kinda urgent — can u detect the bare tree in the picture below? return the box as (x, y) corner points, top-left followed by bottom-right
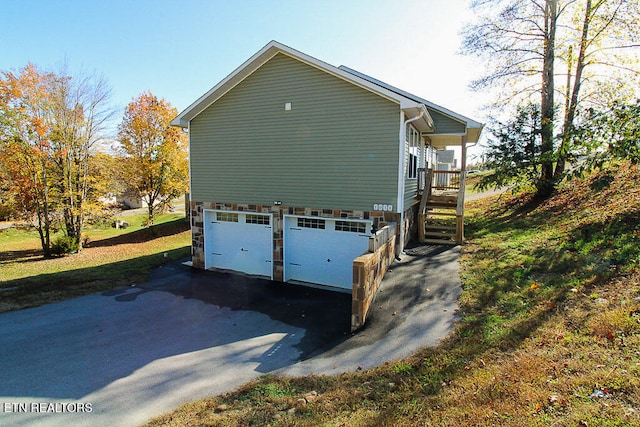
(554, 0), (640, 178)
(50, 68), (114, 249)
(463, 0), (640, 196)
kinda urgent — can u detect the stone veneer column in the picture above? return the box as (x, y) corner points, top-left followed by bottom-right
(190, 201), (206, 269)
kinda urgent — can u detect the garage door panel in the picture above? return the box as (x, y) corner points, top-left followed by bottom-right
(285, 228), (333, 286)
(284, 216), (371, 290)
(204, 211), (273, 278)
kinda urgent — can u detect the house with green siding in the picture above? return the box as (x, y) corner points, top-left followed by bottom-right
(172, 41), (482, 319)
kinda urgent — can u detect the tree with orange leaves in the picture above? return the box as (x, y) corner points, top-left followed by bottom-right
(0, 64), (58, 257)
(117, 92), (188, 226)
(0, 64), (113, 257)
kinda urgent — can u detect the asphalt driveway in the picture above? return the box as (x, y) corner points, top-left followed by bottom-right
(0, 244), (461, 427)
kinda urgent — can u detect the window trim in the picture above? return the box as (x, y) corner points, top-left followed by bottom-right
(216, 212), (239, 222)
(297, 217), (326, 230)
(406, 124), (420, 179)
(335, 220), (368, 234)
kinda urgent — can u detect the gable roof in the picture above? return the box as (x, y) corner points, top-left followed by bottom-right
(171, 40), (483, 145)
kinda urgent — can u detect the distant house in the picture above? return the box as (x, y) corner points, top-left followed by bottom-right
(436, 149), (456, 169)
(435, 149), (457, 188)
(172, 41), (483, 329)
(98, 193), (117, 206)
(116, 191), (145, 209)
(115, 192), (178, 210)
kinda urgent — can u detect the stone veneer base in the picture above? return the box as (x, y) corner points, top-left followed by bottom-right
(189, 201), (404, 281)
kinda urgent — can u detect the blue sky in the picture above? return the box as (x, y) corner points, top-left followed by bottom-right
(1, 0), (485, 157)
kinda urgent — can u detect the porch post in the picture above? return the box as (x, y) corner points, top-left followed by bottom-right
(457, 135), (467, 245)
(460, 135), (467, 172)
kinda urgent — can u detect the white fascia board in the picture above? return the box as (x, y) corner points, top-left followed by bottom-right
(171, 42), (282, 127)
(465, 124), (485, 143)
(340, 65), (484, 131)
(420, 104), (435, 129)
(172, 41), (425, 127)
(171, 117), (188, 128)
(275, 45), (405, 105)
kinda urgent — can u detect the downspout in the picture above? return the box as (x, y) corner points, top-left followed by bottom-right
(397, 105), (426, 255)
(185, 122), (193, 258)
(461, 125), (483, 171)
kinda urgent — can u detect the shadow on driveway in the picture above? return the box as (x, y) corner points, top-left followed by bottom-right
(0, 262), (352, 400)
(0, 242), (460, 427)
(118, 263), (354, 358)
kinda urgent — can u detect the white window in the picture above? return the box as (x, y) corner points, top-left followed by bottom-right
(216, 212), (238, 222)
(406, 124), (421, 179)
(297, 217), (325, 229)
(335, 220), (367, 234)
(246, 214), (270, 225)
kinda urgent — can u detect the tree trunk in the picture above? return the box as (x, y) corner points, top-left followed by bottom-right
(39, 160), (52, 258)
(538, 0), (558, 197)
(147, 194), (155, 226)
(35, 209), (52, 259)
(554, 0), (593, 180)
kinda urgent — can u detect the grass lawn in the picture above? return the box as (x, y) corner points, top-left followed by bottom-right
(146, 163), (640, 426)
(464, 170), (491, 195)
(0, 212), (191, 312)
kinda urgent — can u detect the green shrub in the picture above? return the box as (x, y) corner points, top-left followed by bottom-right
(51, 235), (79, 256)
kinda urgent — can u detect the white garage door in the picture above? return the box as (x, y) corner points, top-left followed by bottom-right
(203, 210), (273, 278)
(284, 216), (372, 290)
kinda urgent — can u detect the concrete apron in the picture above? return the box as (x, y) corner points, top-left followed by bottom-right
(284, 244), (462, 375)
(0, 244), (460, 427)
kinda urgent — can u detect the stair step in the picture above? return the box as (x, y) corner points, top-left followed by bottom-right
(424, 231), (456, 238)
(420, 238), (458, 245)
(425, 211), (458, 217)
(426, 202), (458, 209)
(426, 204), (457, 209)
(424, 224), (456, 231)
(429, 195), (458, 202)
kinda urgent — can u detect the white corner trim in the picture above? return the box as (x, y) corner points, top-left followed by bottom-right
(397, 110), (406, 217)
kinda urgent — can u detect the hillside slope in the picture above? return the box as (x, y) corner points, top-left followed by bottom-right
(147, 163), (640, 426)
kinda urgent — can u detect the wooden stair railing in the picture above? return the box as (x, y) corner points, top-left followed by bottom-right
(419, 169), (465, 245)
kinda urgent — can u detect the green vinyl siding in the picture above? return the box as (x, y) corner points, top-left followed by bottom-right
(427, 108), (466, 134)
(404, 181), (418, 209)
(190, 53), (400, 211)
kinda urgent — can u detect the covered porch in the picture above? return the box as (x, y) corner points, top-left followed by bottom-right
(417, 123), (481, 245)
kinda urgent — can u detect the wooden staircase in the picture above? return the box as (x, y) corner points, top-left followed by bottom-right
(418, 169), (465, 245)
(421, 194), (458, 244)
